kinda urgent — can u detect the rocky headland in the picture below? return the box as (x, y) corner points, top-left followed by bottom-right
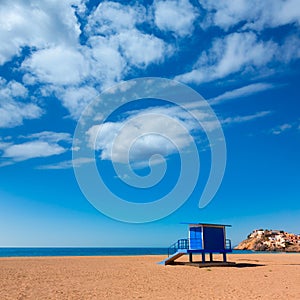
(235, 229), (300, 252)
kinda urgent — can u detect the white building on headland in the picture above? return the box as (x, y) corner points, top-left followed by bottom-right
(249, 229), (300, 249)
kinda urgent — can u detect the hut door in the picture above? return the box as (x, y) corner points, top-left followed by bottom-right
(189, 227), (203, 250)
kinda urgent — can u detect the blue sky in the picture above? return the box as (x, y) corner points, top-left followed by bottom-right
(0, 0), (300, 247)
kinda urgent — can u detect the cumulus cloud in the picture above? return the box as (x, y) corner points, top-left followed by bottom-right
(153, 0), (198, 37)
(16, 1), (173, 119)
(0, 131), (72, 163)
(116, 30), (172, 68)
(86, 1), (146, 35)
(87, 106), (198, 164)
(86, 4), (172, 71)
(85, 105), (272, 165)
(0, 78), (43, 128)
(55, 86), (99, 119)
(0, 0), (83, 65)
(21, 45), (89, 85)
(87, 36), (126, 88)
(200, 0), (300, 31)
(2, 141), (66, 161)
(86, 1), (172, 70)
(0, 0), (299, 129)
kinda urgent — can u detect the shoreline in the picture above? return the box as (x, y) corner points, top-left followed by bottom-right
(0, 251), (300, 260)
(1, 247), (299, 259)
(1, 253), (300, 299)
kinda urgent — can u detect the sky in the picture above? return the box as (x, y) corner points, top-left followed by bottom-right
(0, 0), (300, 247)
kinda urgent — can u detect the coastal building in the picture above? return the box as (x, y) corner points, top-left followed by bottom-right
(250, 229), (264, 238)
(237, 229), (300, 251)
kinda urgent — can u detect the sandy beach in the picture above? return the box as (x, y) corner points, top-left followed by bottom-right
(0, 253), (299, 299)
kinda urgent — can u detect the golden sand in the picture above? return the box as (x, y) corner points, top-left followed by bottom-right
(0, 253), (299, 299)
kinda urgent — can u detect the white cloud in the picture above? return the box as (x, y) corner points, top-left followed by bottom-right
(0, 0), (83, 65)
(200, 0), (300, 31)
(22, 45), (89, 85)
(85, 1), (172, 76)
(212, 32), (277, 77)
(85, 105), (272, 165)
(87, 30), (172, 74)
(209, 83), (276, 105)
(1, 0), (299, 127)
(0, 103), (42, 128)
(116, 30), (172, 68)
(37, 157), (94, 170)
(270, 121), (300, 135)
(175, 32), (278, 84)
(183, 110), (272, 132)
(0, 131), (72, 163)
(1, 79), (28, 98)
(2, 141), (66, 161)
(0, 141), (11, 150)
(0, 161), (14, 168)
(87, 106), (197, 164)
(0, 78), (43, 128)
(58, 86), (99, 119)
(271, 124), (293, 135)
(25, 131), (72, 144)
(16, 1), (172, 119)
(83, 1), (172, 84)
(277, 35), (300, 63)
(154, 0), (198, 37)
(87, 36), (126, 88)
(86, 1), (145, 35)
(222, 111), (272, 125)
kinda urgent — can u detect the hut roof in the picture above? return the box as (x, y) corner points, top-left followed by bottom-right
(181, 222), (232, 227)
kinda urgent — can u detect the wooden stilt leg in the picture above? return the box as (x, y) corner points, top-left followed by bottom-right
(189, 253), (193, 262)
(223, 252), (227, 262)
(202, 253), (205, 263)
(210, 253), (213, 262)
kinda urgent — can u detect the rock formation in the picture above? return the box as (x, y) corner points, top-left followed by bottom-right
(235, 229), (300, 252)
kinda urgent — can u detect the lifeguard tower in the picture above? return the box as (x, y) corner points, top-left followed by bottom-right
(160, 223), (232, 265)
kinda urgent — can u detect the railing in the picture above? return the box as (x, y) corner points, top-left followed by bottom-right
(226, 239), (232, 250)
(168, 239), (189, 256)
(168, 238), (232, 256)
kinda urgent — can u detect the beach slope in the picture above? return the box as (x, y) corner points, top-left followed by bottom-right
(0, 253), (299, 299)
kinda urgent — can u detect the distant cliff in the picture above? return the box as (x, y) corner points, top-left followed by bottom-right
(235, 229), (300, 252)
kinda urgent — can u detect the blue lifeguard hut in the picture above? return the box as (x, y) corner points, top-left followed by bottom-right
(160, 223), (232, 265)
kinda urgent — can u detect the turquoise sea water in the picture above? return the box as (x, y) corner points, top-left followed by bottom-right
(0, 248), (259, 257)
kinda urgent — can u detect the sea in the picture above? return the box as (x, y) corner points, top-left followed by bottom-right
(0, 248), (256, 257)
